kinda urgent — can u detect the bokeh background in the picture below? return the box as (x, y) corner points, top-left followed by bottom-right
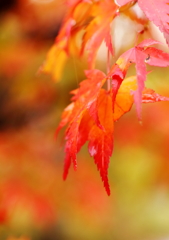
(0, 1), (169, 240)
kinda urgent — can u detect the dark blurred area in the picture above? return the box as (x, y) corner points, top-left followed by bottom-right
(0, 0), (65, 131)
(0, 0), (17, 13)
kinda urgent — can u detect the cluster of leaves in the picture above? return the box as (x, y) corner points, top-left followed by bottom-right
(42, 0), (169, 195)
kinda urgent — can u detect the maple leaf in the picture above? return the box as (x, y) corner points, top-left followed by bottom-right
(71, 69), (106, 129)
(134, 40), (169, 119)
(41, 40), (68, 81)
(42, 0), (117, 80)
(42, 0), (169, 195)
(41, 0), (93, 81)
(137, 0), (169, 45)
(88, 89), (114, 196)
(56, 69), (106, 178)
(80, 0), (118, 68)
(57, 72), (169, 195)
(55, 102), (75, 138)
(142, 88), (169, 103)
(56, 70), (113, 194)
(144, 47), (169, 67)
(133, 47), (147, 120)
(108, 47), (134, 108)
(56, 69), (106, 138)
(77, 110), (95, 152)
(109, 39), (169, 120)
(63, 109), (84, 176)
(116, 0), (169, 45)
(114, 76), (137, 121)
(114, 76), (169, 121)
(56, 36), (169, 195)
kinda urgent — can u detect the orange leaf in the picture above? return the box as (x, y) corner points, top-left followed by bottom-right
(114, 75), (169, 121)
(42, 0), (92, 81)
(114, 76), (136, 121)
(88, 89), (114, 195)
(81, 0), (117, 68)
(142, 89), (169, 103)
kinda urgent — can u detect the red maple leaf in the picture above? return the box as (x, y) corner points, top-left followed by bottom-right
(88, 89), (114, 195)
(42, 0), (169, 195)
(56, 69), (169, 195)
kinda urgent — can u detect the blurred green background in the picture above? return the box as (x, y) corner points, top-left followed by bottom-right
(0, 1), (169, 240)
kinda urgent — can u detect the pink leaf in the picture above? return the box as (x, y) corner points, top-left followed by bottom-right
(104, 31), (114, 55)
(138, 0), (169, 45)
(144, 47), (169, 67)
(137, 39), (160, 48)
(133, 48), (147, 120)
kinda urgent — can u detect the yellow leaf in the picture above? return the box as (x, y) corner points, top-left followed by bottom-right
(42, 41), (67, 81)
